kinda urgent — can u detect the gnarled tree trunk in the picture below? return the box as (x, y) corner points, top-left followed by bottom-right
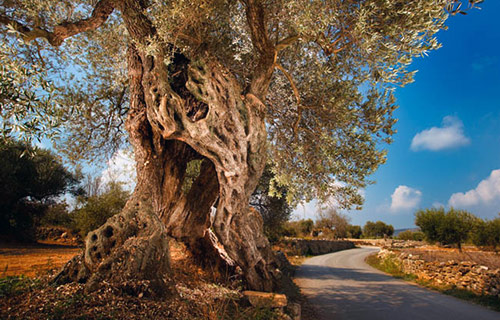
(56, 0), (284, 294)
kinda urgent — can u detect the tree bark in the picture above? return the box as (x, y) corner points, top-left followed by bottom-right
(141, 48), (283, 290)
(56, 0), (285, 294)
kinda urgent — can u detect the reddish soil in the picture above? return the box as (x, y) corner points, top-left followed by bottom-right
(0, 242), (81, 277)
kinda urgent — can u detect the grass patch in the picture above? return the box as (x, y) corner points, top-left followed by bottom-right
(221, 301), (282, 320)
(365, 253), (415, 281)
(366, 253), (500, 312)
(0, 275), (41, 297)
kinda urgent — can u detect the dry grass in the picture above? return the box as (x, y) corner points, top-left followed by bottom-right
(0, 240), (289, 319)
(0, 243), (81, 277)
(400, 246), (500, 269)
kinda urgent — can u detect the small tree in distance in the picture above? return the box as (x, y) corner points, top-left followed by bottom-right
(250, 164), (292, 243)
(316, 208), (351, 239)
(73, 181), (130, 238)
(347, 225), (363, 239)
(363, 221), (394, 239)
(415, 207), (479, 251)
(471, 217), (500, 251)
(397, 230), (425, 241)
(0, 137), (81, 241)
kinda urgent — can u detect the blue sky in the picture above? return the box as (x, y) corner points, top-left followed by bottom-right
(294, 1), (500, 228)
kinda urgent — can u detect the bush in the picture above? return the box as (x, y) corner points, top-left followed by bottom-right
(282, 219), (314, 238)
(250, 164), (292, 242)
(397, 230), (424, 241)
(39, 202), (73, 228)
(315, 209), (350, 239)
(72, 182), (129, 238)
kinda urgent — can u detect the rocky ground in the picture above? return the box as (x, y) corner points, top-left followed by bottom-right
(399, 247), (500, 269)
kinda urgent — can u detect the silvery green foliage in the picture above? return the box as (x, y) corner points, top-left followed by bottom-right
(0, 0), (481, 206)
(0, 0), (129, 162)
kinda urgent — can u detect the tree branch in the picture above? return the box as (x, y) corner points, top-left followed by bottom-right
(0, 0), (115, 46)
(274, 63), (300, 106)
(242, 0), (276, 100)
(276, 35), (298, 52)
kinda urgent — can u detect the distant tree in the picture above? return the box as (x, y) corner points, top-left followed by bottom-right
(471, 217), (500, 251)
(347, 225), (363, 239)
(414, 208), (445, 243)
(72, 181), (130, 238)
(250, 164), (293, 242)
(397, 230), (425, 241)
(283, 219), (315, 238)
(40, 202), (73, 228)
(316, 208), (350, 239)
(415, 207), (478, 251)
(363, 221), (394, 239)
(0, 138), (80, 240)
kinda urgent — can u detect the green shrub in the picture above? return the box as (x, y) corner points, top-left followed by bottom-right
(282, 219), (314, 238)
(40, 202), (73, 228)
(250, 164), (292, 243)
(72, 182), (129, 238)
(397, 230), (424, 241)
(0, 276), (40, 297)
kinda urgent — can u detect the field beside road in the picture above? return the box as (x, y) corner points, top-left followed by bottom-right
(0, 243), (81, 277)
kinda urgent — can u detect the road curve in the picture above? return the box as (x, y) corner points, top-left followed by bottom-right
(294, 246), (499, 320)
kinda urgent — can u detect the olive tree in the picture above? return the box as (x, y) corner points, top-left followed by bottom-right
(415, 207), (479, 251)
(316, 208), (350, 239)
(0, 0), (480, 293)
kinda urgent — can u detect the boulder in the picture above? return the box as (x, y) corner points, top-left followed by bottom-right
(242, 290), (287, 308)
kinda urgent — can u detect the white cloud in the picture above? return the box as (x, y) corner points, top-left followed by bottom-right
(432, 201), (445, 208)
(411, 116), (470, 151)
(101, 149), (136, 191)
(390, 185), (422, 212)
(449, 169), (500, 207)
(291, 200), (319, 221)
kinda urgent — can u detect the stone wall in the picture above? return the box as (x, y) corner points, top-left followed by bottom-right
(279, 239), (355, 256)
(378, 249), (500, 297)
(350, 239), (424, 249)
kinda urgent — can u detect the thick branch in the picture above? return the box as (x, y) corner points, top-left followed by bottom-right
(118, 0), (156, 43)
(242, 0), (276, 101)
(0, 0), (115, 46)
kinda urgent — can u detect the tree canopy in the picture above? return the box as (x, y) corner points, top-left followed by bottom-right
(415, 207), (480, 250)
(0, 0), (481, 209)
(0, 137), (80, 240)
(363, 220), (394, 238)
(316, 207), (350, 238)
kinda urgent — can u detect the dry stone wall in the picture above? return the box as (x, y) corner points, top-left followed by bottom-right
(279, 239), (355, 256)
(378, 249), (500, 297)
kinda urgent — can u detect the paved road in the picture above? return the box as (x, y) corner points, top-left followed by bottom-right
(294, 247), (499, 320)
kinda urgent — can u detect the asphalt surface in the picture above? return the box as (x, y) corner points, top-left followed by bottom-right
(294, 246), (500, 320)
